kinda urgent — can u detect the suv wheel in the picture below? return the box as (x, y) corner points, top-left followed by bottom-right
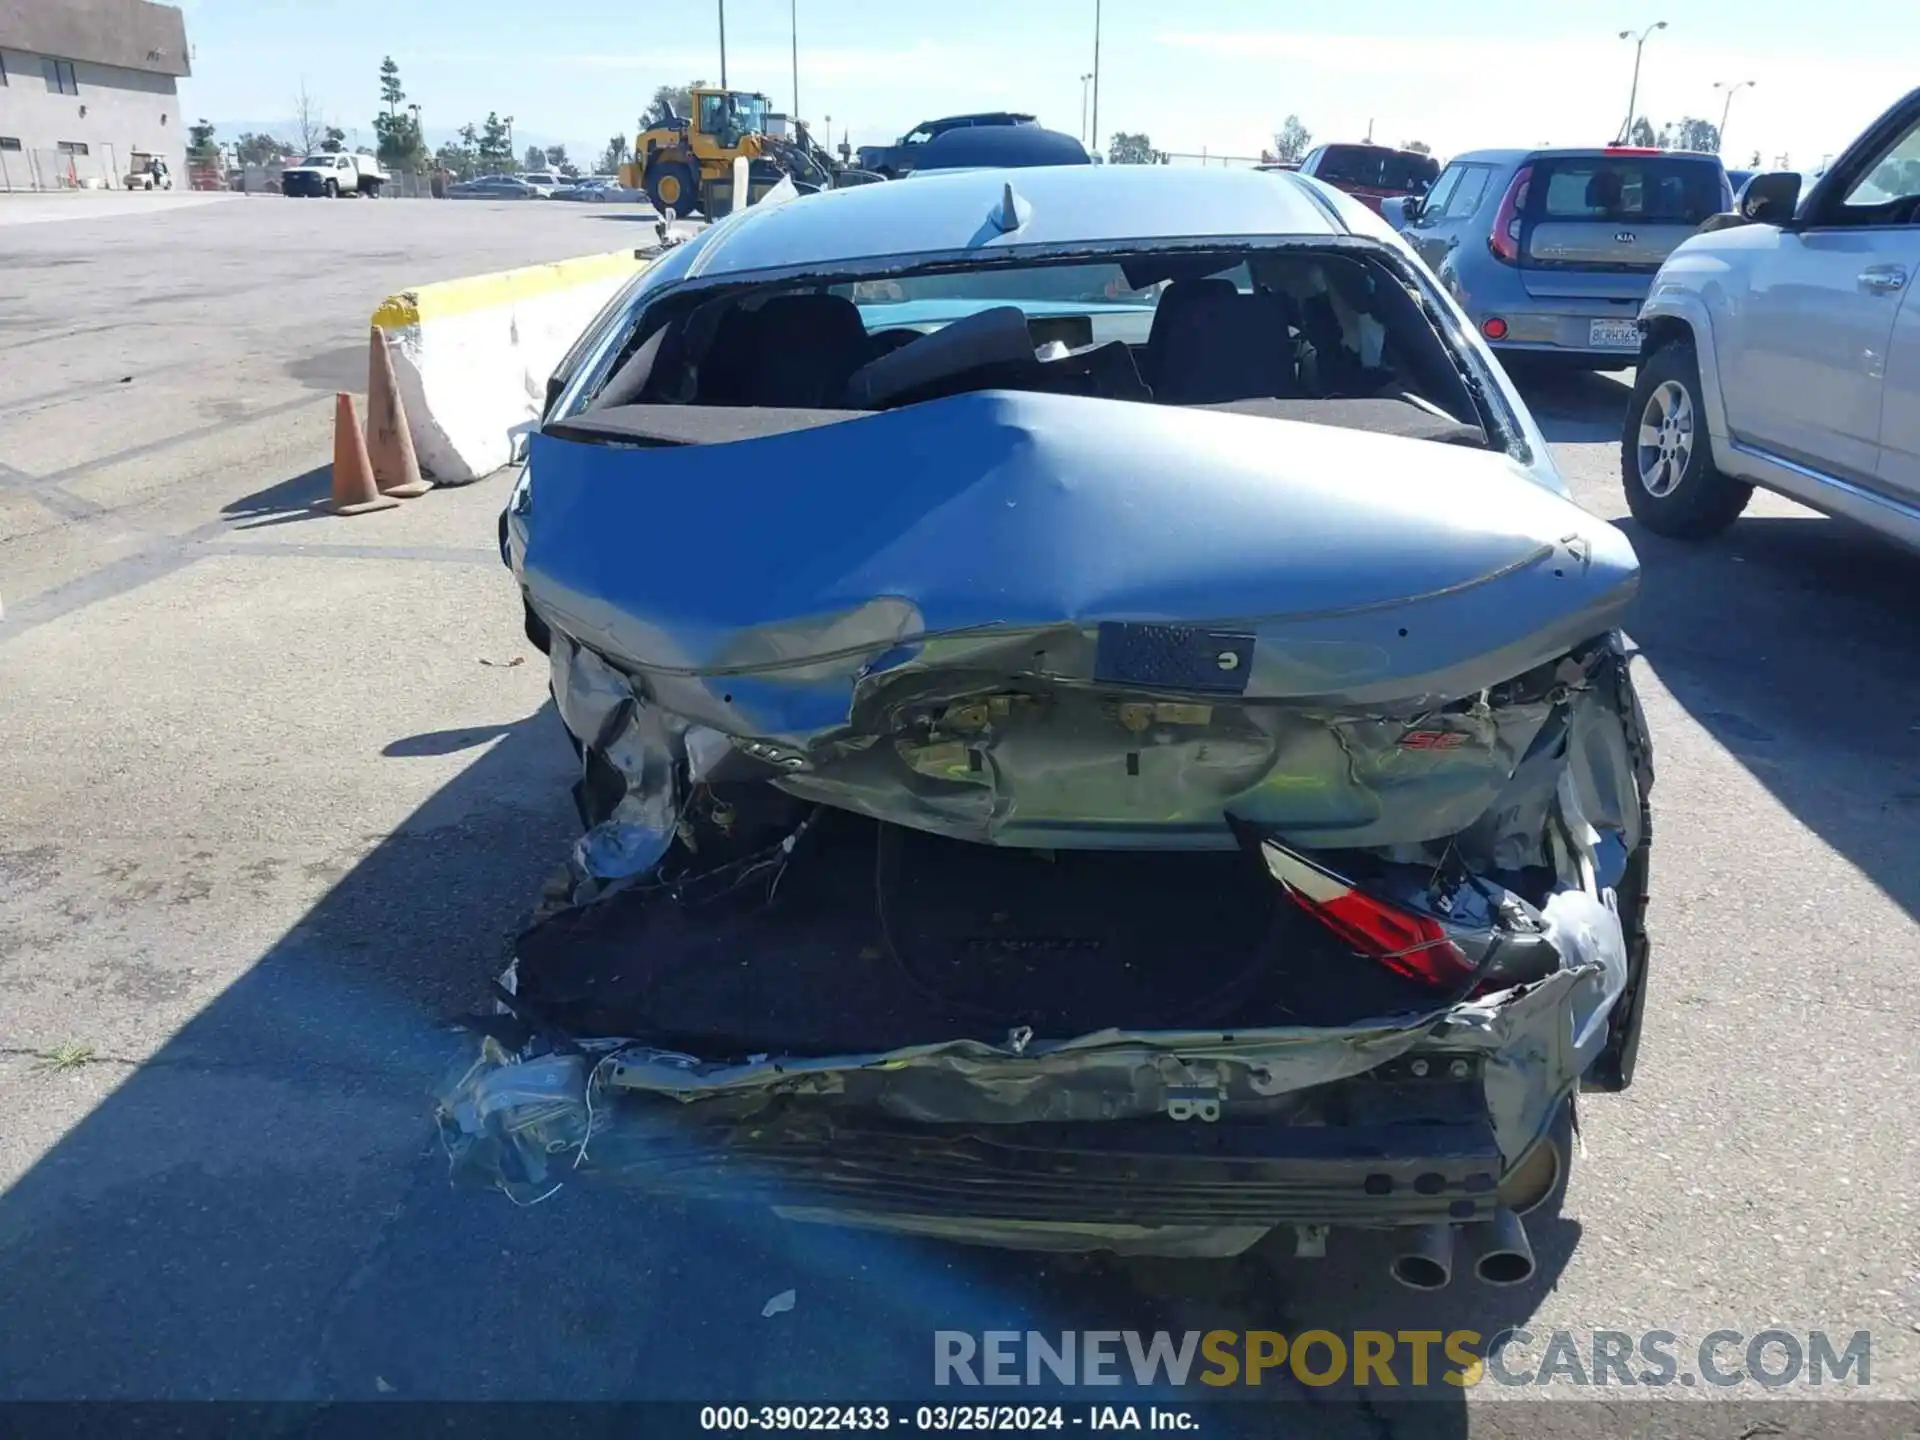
(323, 178), (338, 199)
(1621, 340), (1751, 539)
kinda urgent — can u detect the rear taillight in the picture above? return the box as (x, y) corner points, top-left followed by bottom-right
(1488, 164), (1532, 264)
(1260, 844), (1478, 989)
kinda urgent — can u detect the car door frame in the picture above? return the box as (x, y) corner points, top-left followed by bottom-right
(1794, 92), (1920, 519)
(1719, 95), (1920, 484)
(1405, 159), (1502, 274)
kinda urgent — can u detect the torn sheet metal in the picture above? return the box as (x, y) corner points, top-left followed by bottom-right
(523, 391), (1639, 864)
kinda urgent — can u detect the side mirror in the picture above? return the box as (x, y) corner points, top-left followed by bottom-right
(1741, 171), (1801, 225)
(1400, 195), (1423, 222)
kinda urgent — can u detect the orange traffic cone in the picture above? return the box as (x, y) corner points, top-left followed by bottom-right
(326, 392), (400, 515)
(365, 329), (431, 498)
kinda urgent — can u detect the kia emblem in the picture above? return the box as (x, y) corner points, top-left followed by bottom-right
(1615, 231), (1638, 243)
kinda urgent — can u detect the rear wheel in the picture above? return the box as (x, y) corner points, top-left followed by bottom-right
(323, 178), (338, 199)
(1621, 339), (1751, 539)
(646, 161), (697, 218)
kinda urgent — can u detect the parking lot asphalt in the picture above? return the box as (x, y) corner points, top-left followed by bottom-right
(1, 198), (1915, 1427)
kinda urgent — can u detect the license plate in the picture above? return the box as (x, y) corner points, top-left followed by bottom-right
(1589, 319), (1641, 349)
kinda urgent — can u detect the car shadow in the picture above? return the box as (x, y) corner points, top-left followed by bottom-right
(0, 701), (584, 1400)
(0, 684), (1569, 1414)
(381, 722), (519, 757)
(1510, 362), (1917, 918)
(1612, 511), (1920, 918)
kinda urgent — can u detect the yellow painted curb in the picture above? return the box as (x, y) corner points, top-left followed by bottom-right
(371, 248), (657, 331)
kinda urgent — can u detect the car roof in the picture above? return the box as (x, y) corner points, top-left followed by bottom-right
(1314, 141), (1432, 158)
(678, 165), (1352, 279)
(923, 111), (1037, 128)
(913, 125), (1090, 171)
(1449, 146), (1727, 166)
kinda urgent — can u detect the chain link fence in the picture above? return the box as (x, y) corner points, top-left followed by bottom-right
(0, 145), (125, 192)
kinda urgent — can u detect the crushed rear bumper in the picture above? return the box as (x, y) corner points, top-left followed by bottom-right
(437, 964), (1615, 1252)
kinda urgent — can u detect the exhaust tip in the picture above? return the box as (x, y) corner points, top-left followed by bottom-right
(1391, 1254), (1451, 1290)
(1471, 1208), (1537, 1287)
(1476, 1249), (1536, 1286)
(1389, 1223), (1454, 1290)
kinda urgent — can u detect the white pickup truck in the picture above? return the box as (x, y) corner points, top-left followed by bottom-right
(280, 151), (388, 198)
(1625, 86), (1920, 554)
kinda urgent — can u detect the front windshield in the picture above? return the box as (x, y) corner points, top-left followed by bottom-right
(299, 155), (330, 166)
(733, 94), (769, 134)
(700, 91), (769, 139)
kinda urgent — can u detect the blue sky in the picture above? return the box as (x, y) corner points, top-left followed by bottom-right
(176, 0), (1911, 170)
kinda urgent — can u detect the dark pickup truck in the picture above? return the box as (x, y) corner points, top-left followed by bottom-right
(856, 111), (1038, 178)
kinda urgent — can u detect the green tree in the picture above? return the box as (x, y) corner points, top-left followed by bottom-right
(645, 81), (706, 126)
(235, 132), (291, 166)
(544, 144), (576, 177)
(372, 57), (427, 169)
(524, 143), (547, 170)
(1107, 131), (1165, 165)
(1405, 140), (1432, 155)
(379, 56), (404, 114)
(598, 133), (631, 175)
(1626, 116), (1659, 148)
(434, 141), (476, 180)
(1668, 117), (1720, 154)
(477, 112), (513, 172)
(1273, 114), (1312, 163)
(376, 113), (425, 169)
(187, 119), (218, 159)
(320, 125), (347, 153)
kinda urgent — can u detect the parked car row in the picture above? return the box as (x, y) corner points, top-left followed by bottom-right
(446, 172), (646, 201)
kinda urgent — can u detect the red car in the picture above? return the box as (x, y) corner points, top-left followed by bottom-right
(1296, 142), (1440, 214)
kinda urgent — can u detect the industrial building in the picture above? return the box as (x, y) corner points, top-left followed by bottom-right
(0, 0), (190, 190)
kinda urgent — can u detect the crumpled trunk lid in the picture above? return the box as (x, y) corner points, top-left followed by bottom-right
(523, 390), (1639, 875)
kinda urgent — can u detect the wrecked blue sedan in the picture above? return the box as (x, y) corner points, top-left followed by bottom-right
(455, 165), (1653, 1285)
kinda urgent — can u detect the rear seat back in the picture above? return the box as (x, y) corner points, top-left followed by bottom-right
(698, 293), (873, 408)
(1144, 277), (1299, 404)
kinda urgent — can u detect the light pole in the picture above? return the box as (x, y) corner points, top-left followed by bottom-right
(1090, 0), (1101, 161)
(1714, 79), (1754, 155)
(505, 115), (515, 170)
(1615, 21), (1667, 144)
(1079, 73), (1093, 146)
(718, 0), (728, 89)
(791, 0), (801, 122)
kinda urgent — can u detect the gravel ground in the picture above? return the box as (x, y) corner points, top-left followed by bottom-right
(0, 196), (1914, 1430)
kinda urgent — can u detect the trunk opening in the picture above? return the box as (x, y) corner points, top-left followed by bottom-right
(511, 801), (1448, 1059)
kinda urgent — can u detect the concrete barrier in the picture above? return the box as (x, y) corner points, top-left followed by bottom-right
(370, 248), (656, 485)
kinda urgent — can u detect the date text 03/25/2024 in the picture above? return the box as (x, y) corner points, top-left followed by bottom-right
(700, 1405), (1197, 1432)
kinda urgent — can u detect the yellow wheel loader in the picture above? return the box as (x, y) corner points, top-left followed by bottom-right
(621, 87), (881, 217)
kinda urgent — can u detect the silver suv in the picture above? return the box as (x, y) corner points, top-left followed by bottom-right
(1401, 146), (1731, 369)
(1625, 87), (1920, 552)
